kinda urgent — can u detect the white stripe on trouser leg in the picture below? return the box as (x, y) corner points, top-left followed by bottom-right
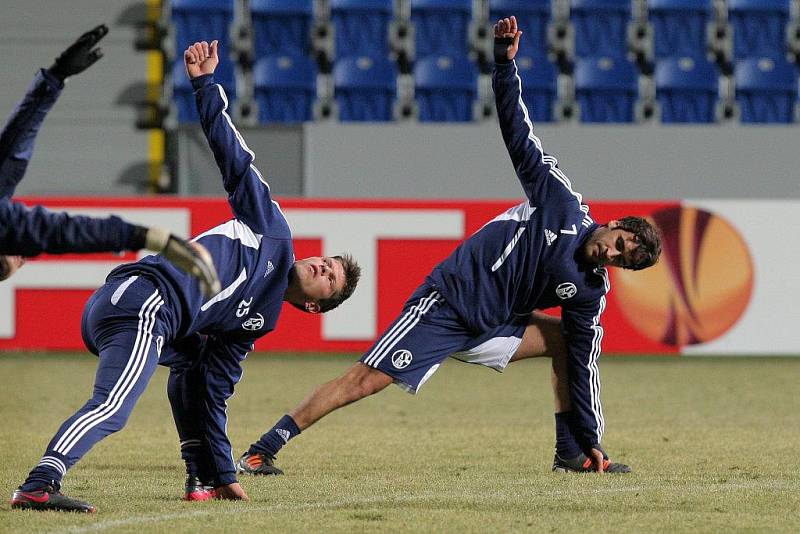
(362, 291), (440, 366)
(52, 290), (160, 452)
(53, 290), (163, 454)
(37, 456), (67, 475)
(56, 293), (164, 454)
(55, 294), (164, 454)
(364, 292), (441, 368)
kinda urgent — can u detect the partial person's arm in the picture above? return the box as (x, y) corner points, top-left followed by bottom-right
(0, 71), (63, 199)
(186, 41), (289, 238)
(560, 296), (608, 467)
(0, 199), (220, 296)
(0, 199), (142, 255)
(0, 24), (108, 199)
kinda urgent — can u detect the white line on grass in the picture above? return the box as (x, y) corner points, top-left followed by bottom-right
(54, 479), (797, 534)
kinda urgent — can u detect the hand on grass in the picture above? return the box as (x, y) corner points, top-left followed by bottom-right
(214, 482), (250, 501)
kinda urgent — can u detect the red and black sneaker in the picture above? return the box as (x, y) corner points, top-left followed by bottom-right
(552, 453), (632, 473)
(10, 486), (96, 513)
(183, 476), (217, 501)
(236, 452), (284, 476)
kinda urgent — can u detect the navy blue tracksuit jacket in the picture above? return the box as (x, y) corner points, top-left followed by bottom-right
(23, 73), (296, 490)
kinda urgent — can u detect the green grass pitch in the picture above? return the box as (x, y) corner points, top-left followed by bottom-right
(0, 352), (798, 533)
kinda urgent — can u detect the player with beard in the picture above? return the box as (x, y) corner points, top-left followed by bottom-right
(238, 16), (661, 478)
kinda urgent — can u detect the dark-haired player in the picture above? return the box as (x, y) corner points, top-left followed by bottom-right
(238, 16), (661, 477)
(10, 39), (361, 513)
(0, 24), (220, 295)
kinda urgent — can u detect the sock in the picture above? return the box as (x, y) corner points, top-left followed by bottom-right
(20, 466), (62, 492)
(248, 415), (301, 457)
(555, 411), (582, 459)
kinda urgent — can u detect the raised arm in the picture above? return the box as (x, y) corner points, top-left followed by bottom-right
(184, 41), (289, 238)
(492, 17), (573, 208)
(0, 25), (107, 199)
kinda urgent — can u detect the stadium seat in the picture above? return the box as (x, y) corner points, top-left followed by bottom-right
(334, 55), (398, 121)
(253, 54), (317, 123)
(414, 55), (477, 122)
(574, 56), (638, 122)
(171, 0), (234, 52)
(735, 56), (797, 123)
(655, 56), (719, 123)
(411, 0), (473, 59)
(489, 0), (552, 58)
(331, 0), (394, 59)
(250, 0), (313, 56)
(173, 59), (236, 123)
(728, 0), (790, 59)
(514, 55), (558, 123)
(570, 0), (632, 58)
(649, 0), (712, 59)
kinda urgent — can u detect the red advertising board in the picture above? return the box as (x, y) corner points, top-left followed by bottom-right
(0, 197), (680, 355)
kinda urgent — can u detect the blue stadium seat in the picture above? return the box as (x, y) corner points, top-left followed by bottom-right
(414, 55), (477, 122)
(649, 0), (712, 59)
(574, 56), (638, 122)
(334, 56), (398, 121)
(655, 56), (719, 123)
(173, 59), (236, 123)
(411, 0), (473, 59)
(571, 0), (632, 58)
(251, 0), (313, 56)
(171, 0), (234, 51)
(489, 0), (552, 58)
(331, 0), (394, 59)
(514, 55), (558, 122)
(729, 0), (790, 59)
(253, 54), (317, 123)
(735, 56), (797, 123)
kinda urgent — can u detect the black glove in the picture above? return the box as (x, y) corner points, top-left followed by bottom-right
(48, 24), (109, 81)
(494, 36), (515, 65)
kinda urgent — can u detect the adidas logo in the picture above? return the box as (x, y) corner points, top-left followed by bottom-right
(264, 260), (275, 277)
(544, 229), (558, 246)
(276, 428), (291, 443)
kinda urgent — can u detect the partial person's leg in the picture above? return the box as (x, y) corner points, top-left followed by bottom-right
(13, 276), (167, 511)
(241, 285), (468, 474)
(240, 364), (394, 474)
(167, 357), (220, 499)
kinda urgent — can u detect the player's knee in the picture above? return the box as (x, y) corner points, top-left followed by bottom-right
(340, 364), (391, 400)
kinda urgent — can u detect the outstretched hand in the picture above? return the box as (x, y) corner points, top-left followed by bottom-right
(184, 40), (219, 79)
(49, 24), (108, 81)
(493, 16), (523, 62)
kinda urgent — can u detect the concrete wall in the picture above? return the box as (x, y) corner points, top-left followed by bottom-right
(304, 123), (800, 200)
(174, 122), (800, 199)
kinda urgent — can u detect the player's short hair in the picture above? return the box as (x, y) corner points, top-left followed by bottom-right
(616, 216), (662, 271)
(0, 256), (11, 281)
(319, 253), (361, 313)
